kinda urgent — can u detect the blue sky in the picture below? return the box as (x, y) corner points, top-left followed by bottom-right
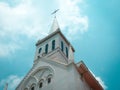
(0, 0), (120, 90)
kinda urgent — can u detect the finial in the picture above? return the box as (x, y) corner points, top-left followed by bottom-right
(51, 9), (59, 17)
(49, 9), (60, 34)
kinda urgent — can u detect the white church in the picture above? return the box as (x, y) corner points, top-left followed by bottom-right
(11, 16), (103, 90)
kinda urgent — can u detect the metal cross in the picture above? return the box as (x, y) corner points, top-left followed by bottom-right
(51, 9), (59, 16)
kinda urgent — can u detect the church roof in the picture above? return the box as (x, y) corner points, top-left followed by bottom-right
(49, 16), (59, 34)
(76, 61), (103, 90)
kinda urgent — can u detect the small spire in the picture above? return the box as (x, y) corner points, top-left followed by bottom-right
(49, 9), (60, 34)
(49, 16), (60, 34)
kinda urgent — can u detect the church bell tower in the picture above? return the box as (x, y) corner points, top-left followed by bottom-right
(34, 16), (75, 65)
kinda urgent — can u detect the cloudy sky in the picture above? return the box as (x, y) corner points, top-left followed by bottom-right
(0, 0), (120, 90)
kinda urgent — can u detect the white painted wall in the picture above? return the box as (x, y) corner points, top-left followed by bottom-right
(16, 58), (91, 90)
(34, 33), (74, 64)
(34, 33), (60, 61)
(16, 31), (89, 90)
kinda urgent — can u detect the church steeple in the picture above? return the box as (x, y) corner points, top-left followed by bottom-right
(34, 15), (75, 65)
(49, 16), (60, 34)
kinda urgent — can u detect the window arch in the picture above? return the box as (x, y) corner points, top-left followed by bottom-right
(30, 84), (36, 90)
(45, 44), (49, 54)
(39, 82), (43, 88)
(47, 74), (53, 84)
(31, 87), (34, 90)
(66, 47), (68, 58)
(61, 41), (64, 52)
(48, 77), (51, 84)
(52, 40), (55, 50)
(38, 48), (42, 54)
(39, 79), (44, 88)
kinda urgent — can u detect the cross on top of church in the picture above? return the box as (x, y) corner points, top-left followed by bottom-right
(51, 9), (59, 17)
(49, 9), (60, 34)
(34, 9), (75, 64)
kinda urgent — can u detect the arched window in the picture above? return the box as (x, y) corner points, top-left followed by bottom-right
(66, 47), (68, 58)
(39, 79), (44, 88)
(48, 77), (51, 84)
(47, 74), (52, 84)
(52, 40), (55, 50)
(39, 82), (43, 88)
(61, 41), (64, 52)
(38, 48), (42, 53)
(31, 87), (34, 90)
(31, 84), (36, 90)
(45, 44), (49, 54)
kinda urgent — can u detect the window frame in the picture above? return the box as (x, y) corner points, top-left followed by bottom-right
(61, 41), (64, 52)
(30, 84), (36, 90)
(47, 74), (53, 84)
(47, 77), (51, 84)
(31, 87), (34, 90)
(38, 48), (42, 54)
(66, 47), (68, 58)
(52, 40), (55, 50)
(39, 79), (44, 88)
(39, 82), (43, 88)
(45, 44), (49, 54)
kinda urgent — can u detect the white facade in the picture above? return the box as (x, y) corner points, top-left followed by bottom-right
(16, 58), (91, 90)
(15, 17), (103, 90)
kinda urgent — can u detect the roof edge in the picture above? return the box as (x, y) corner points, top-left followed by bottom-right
(36, 29), (75, 52)
(75, 61), (104, 90)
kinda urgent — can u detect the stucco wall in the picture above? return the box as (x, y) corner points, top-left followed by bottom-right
(34, 33), (60, 60)
(16, 58), (91, 90)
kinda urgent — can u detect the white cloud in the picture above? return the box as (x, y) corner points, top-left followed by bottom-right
(0, 1), (46, 39)
(0, 75), (23, 90)
(89, 70), (107, 89)
(0, 43), (21, 57)
(0, 0), (48, 57)
(0, 0), (88, 57)
(56, 0), (88, 39)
